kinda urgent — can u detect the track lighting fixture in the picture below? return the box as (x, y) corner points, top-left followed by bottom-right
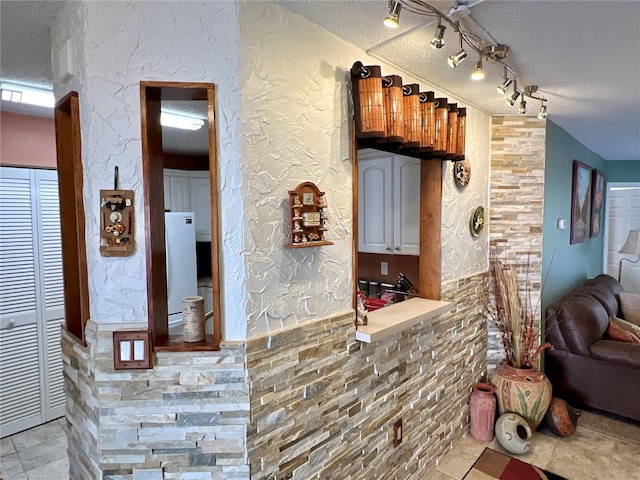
(430, 17), (446, 49)
(537, 102), (548, 119)
(384, 0), (402, 29)
(448, 34), (466, 68)
(470, 55), (484, 81)
(378, 1), (549, 115)
(518, 97), (527, 114)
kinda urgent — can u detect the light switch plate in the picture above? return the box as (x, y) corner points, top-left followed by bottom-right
(381, 261), (388, 276)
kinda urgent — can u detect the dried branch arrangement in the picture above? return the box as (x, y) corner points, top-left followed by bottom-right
(484, 253), (553, 369)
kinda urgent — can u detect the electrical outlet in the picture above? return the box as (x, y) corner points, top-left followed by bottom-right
(381, 261), (388, 276)
(393, 419), (403, 447)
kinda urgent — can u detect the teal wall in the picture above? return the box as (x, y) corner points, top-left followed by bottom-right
(541, 121), (607, 311)
(604, 160), (640, 182)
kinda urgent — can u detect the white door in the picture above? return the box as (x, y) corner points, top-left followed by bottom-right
(393, 156), (421, 255)
(165, 169), (192, 213)
(358, 153), (393, 254)
(604, 183), (640, 292)
(0, 167), (65, 437)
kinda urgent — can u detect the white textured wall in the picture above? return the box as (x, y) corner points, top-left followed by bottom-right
(51, 1), (247, 339)
(51, 0), (490, 341)
(239, 2), (491, 336)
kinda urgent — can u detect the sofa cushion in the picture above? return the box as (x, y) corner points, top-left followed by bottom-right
(607, 318), (640, 344)
(555, 295), (610, 355)
(590, 340), (640, 369)
(579, 285), (620, 317)
(619, 292), (640, 326)
(612, 316), (640, 338)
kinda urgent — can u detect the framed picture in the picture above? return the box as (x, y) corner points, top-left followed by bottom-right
(302, 192), (315, 205)
(570, 160), (592, 244)
(590, 169), (605, 238)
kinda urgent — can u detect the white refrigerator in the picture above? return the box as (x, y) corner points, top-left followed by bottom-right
(165, 212), (198, 334)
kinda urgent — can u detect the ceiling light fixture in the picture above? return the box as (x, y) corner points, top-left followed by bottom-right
(496, 66), (513, 94)
(0, 81), (54, 108)
(430, 17), (446, 49)
(448, 34), (467, 68)
(470, 54), (485, 81)
(160, 111), (205, 130)
(382, 1), (550, 116)
(518, 97), (527, 114)
(384, 0), (402, 29)
(537, 102), (548, 119)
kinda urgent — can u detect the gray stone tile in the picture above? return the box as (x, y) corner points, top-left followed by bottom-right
(24, 456), (69, 480)
(1, 436), (16, 457)
(0, 452), (25, 479)
(10, 420), (66, 451)
(16, 435), (67, 472)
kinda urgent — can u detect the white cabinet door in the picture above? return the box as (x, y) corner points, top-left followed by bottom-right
(393, 156), (421, 255)
(170, 175), (191, 213)
(190, 174), (212, 241)
(358, 154), (394, 254)
(358, 151), (420, 255)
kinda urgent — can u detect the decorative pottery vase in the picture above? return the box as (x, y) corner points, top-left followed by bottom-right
(495, 413), (532, 455)
(490, 362), (552, 430)
(469, 382), (496, 442)
(544, 397), (579, 437)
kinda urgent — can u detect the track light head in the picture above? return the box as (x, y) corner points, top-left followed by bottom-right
(430, 18), (446, 49)
(506, 90), (520, 106)
(537, 103), (548, 119)
(384, 1), (402, 29)
(518, 97), (527, 114)
(497, 78), (513, 94)
(470, 59), (485, 81)
(448, 49), (467, 68)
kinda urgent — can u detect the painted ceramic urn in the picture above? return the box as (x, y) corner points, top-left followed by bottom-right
(490, 363), (552, 430)
(469, 382), (496, 442)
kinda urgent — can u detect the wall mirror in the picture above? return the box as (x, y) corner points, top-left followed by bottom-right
(140, 81), (221, 351)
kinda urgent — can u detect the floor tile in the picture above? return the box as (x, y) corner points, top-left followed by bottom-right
(0, 452), (26, 479)
(488, 428), (559, 470)
(1, 437), (16, 457)
(607, 440), (640, 480)
(423, 465), (457, 479)
(10, 420), (65, 451)
(25, 456), (69, 480)
(16, 435), (67, 472)
(546, 438), (612, 480)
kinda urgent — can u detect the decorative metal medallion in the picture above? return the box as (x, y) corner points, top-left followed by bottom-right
(470, 206), (485, 237)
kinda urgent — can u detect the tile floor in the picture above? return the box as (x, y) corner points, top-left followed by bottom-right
(424, 424), (640, 480)
(1, 416), (639, 479)
(0, 418), (68, 480)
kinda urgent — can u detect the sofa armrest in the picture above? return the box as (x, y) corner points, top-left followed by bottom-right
(589, 340), (640, 369)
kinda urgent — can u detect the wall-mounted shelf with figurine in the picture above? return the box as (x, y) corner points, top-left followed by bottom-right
(285, 182), (334, 249)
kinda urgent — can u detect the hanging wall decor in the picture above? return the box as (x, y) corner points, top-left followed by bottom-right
(100, 167), (134, 257)
(350, 61), (467, 161)
(470, 206), (485, 237)
(570, 160), (591, 244)
(454, 159), (471, 188)
(285, 182), (334, 248)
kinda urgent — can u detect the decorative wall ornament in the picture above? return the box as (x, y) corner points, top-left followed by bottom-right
(470, 206), (484, 237)
(454, 158), (471, 188)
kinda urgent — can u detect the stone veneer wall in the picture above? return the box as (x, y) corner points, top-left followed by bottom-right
(246, 272), (487, 480)
(488, 117), (547, 369)
(62, 320), (250, 480)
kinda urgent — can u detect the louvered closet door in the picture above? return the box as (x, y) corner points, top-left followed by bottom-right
(0, 167), (64, 437)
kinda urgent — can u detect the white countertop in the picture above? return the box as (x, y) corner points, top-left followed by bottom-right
(355, 297), (453, 343)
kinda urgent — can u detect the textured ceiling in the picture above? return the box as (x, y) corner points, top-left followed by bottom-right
(2, 0), (639, 160)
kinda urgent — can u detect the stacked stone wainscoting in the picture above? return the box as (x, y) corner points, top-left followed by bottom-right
(246, 272), (487, 480)
(62, 320), (250, 480)
(488, 116), (547, 370)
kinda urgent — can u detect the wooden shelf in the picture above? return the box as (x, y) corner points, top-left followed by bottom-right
(153, 334), (220, 352)
(285, 240), (334, 249)
(355, 297), (452, 343)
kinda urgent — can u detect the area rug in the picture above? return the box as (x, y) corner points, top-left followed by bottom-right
(462, 448), (566, 480)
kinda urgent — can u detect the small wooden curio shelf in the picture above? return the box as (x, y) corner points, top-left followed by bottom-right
(285, 182), (333, 249)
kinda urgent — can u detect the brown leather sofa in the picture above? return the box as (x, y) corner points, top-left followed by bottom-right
(545, 274), (640, 421)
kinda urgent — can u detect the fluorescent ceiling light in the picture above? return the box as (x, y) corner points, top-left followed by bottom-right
(0, 81), (54, 108)
(160, 112), (205, 130)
